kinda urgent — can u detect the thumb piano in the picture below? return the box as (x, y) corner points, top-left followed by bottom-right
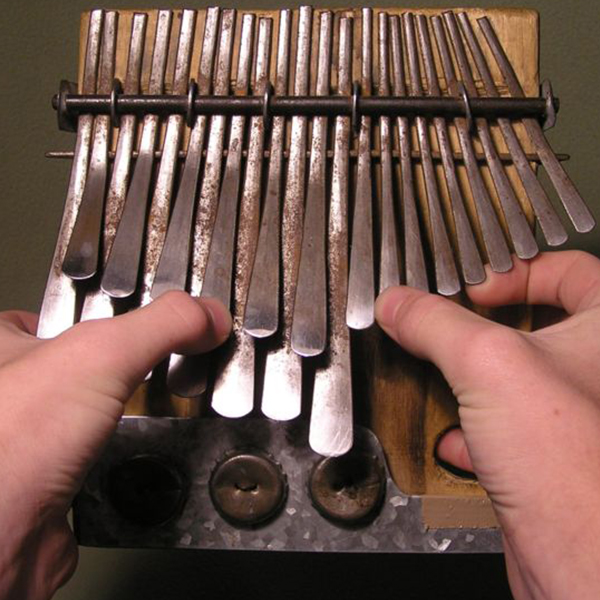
(41, 7), (594, 552)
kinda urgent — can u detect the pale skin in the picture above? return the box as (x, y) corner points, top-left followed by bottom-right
(0, 250), (599, 599)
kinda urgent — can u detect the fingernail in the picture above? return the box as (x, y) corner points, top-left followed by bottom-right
(198, 298), (233, 341)
(374, 287), (405, 330)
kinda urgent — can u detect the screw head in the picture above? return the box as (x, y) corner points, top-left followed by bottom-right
(309, 452), (386, 525)
(210, 452), (287, 527)
(107, 455), (187, 526)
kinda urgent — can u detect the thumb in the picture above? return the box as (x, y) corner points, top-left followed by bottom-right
(49, 291), (232, 395)
(374, 286), (497, 388)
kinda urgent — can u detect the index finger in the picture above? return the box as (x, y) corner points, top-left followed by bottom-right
(0, 311), (39, 335)
(467, 251), (600, 315)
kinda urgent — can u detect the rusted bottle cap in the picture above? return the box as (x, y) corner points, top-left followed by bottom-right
(210, 451), (287, 527)
(309, 452), (386, 525)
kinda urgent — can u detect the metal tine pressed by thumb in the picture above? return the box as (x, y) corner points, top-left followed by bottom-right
(415, 14), (485, 286)
(291, 10), (332, 357)
(260, 7), (310, 423)
(101, 10), (174, 298)
(166, 9), (236, 399)
(389, 15), (429, 293)
(211, 16), (274, 418)
(62, 11), (118, 281)
(477, 16), (594, 234)
(309, 14), (354, 458)
(452, 13), (567, 247)
(403, 12), (460, 296)
(38, 9), (104, 339)
(377, 12), (401, 293)
(347, 7), (376, 328)
(204, 13), (255, 417)
(433, 13), (538, 261)
(81, 12), (148, 323)
(414, 11), (512, 276)
(243, 10), (292, 340)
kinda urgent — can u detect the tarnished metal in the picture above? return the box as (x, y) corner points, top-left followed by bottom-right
(151, 7), (220, 301)
(209, 452), (287, 526)
(433, 14), (538, 260)
(389, 16), (428, 292)
(244, 10), (291, 340)
(61, 12), (118, 281)
(346, 7), (375, 329)
(81, 12), (147, 322)
(101, 10), (173, 298)
(291, 11), (332, 357)
(167, 9), (236, 398)
(38, 9), (103, 338)
(412, 12), (512, 276)
(261, 6), (312, 422)
(403, 13), (460, 295)
(452, 12), (567, 247)
(211, 16), (272, 418)
(478, 16), (595, 234)
(309, 15), (353, 458)
(415, 14), (484, 285)
(377, 12), (401, 293)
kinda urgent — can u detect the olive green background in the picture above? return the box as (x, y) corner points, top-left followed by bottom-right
(0, 1), (598, 599)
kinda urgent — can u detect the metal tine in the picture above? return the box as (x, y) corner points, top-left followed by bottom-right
(434, 13), (539, 260)
(62, 11), (118, 281)
(151, 7), (221, 301)
(261, 6), (312, 422)
(453, 14), (567, 245)
(389, 16), (429, 292)
(38, 9), (104, 338)
(139, 9), (197, 307)
(211, 16), (273, 416)
(169, 10), (236, 398)
(377, 12), (401, 293)
(205, 13), (255, 417)
(415, 14), (485, 285)
(477, 16), (595, 234)
(244, 10), (292, 339)
(347, 7), (375, 328)
(412, 12), (512, 277)
(291, 11), (332, 357)
(101, 10), (174, 297)
(309, 15), (353, 457)
(402, 13), (460, 295)
(81, 12), (148, 322)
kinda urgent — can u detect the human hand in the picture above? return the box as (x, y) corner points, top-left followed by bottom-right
(0, 292), (231, 600)
(375, 251), (600, 600)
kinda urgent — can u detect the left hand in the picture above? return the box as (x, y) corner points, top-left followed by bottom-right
(0, 292), (231, 600)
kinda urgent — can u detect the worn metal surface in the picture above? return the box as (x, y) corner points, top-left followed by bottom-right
(61, 12), (117, 281)
(167, 9), (235, 398)
(291, 11), (331, 357)
(389, 15), (429, 292)
(346, 7), (375, 329)
(416, 14), (484, 285)
(244, 10), (291, 341)
(210, 16), (271, 418)
(38, 9), (103, 338)
(435, 13), (538, 261)
(260, 6), (312, 423)
(75, 417), (502, 553)
(81, 12), (147, 322)
(403, 13), (460, 295)
(478, 15), (595, 234)
(309, 15), (353, 458)
(101, 10), (173, 298)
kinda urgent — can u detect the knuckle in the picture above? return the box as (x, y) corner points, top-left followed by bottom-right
(465, 326), (533, 370)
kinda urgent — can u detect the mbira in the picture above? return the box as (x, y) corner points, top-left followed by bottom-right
(42, 7), (594, 552)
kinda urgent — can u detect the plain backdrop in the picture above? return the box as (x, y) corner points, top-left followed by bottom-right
(0, 1), (598, 599)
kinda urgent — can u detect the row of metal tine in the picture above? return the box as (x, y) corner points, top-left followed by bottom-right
(40, 7), (594, 456)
